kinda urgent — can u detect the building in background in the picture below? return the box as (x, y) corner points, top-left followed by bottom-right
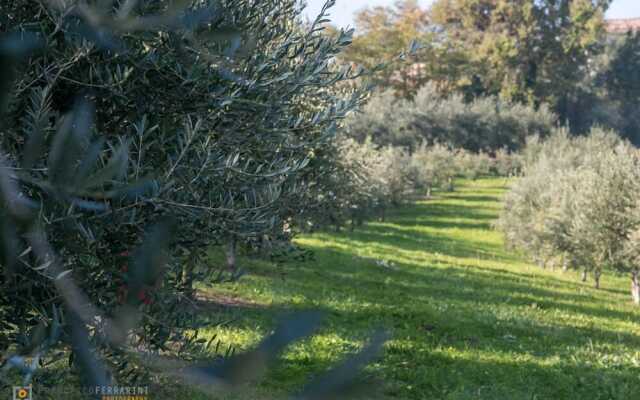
(606, 18), (640, 34)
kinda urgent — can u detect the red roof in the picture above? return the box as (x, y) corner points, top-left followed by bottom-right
(606, 18), (640, 34)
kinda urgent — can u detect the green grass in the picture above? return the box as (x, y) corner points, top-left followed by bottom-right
(182, 178), (640, 400)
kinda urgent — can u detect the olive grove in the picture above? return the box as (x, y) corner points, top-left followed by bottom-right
(497, 128), (640, 304)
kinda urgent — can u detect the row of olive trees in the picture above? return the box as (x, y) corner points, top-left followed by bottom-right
(344, 83), (557, 152)
(320, 138), (522, 231)
(497, 128), (640, 304)
(0, 0), (392, 396)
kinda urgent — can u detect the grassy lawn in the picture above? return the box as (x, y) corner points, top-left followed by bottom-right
(180, 178), (640, 400)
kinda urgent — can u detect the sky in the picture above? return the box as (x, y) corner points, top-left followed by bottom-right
(302, 0), (640, 29)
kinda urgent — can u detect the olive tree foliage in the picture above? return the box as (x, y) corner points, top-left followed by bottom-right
(622, 226), (640, 305)
(4, 0), (372, 271)
(409, 142), (457, 195)
(452, 149), (492, 180)
(341, 90), (401, 148)
(331, 137), (414, 226)
(497, 129), (606, 270)
(0, 0), (388, 395)
(344, 83), (557, 152)
(491, 147), (523, 177)
(497, 127), (640, 303)
(334, 83), (535, 211)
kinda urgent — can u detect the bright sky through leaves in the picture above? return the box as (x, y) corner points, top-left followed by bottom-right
(302, 0), (640, 29)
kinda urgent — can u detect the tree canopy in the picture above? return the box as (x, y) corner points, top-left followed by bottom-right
(340, 0), (615, 129)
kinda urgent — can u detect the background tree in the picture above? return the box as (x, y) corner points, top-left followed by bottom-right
(430, 0), (611, 122)
(339, 0), (471, 98)
(599, 31), (640, 144)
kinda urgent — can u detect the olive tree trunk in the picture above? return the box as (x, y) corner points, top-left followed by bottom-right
(631, 269), (640, 305)
(537, 257), (545, 270)
(181, 255), (196, 298)
(593, 268), (601, 289)
(446, 177), (454, 192)
(226, 236), (237, 273)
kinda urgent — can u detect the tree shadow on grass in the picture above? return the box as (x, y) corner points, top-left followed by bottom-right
(198, 263), (640, 400)
(206, 242), (640, 346)
(467, 263), (632, 297)
(200, 241), (640, 400)
(441, 194), (503, 203)
(388, 202), (497, 224)
(327, 252), (636, 326)
(381, 349), (640, 400)
(369, 218), (494, 231)
(332, 227), (518, 265)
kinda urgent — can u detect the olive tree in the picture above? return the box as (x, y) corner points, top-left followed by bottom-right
(409, 142), (457, 196)
(567, 142), (640, 290)
(0, 0), (388, 393)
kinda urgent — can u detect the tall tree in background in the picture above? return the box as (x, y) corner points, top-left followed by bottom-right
(340, 0), (471, 98)
(430, 0), (611, 120)
(601, 31), (640, 143)
(339, 0), (611, 113)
